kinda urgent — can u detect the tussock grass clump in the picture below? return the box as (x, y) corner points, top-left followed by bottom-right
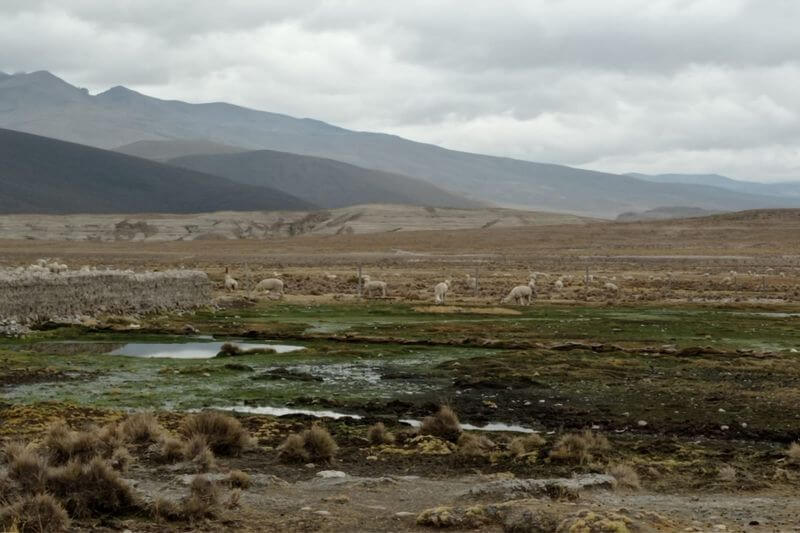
(787, 442), (800, 465)
(157, 436), (186, 464)
(0, 493), (70, 533)
(367, 422), (395, 445)
(717, 465), (737, 482)
(608, 463), (642, 490)
(120, 412), (164, 445)
(151, 497), (183, 522)
(278, 426), (338, 463)
(302, 426), (339, 462)
(183, 435), (217, 472)
(109, 447), (132, 472)
(419, 406), (462, 442)
(42, 421), (103, 465)
(182, 476), (220, 520)
(6, 443), (48, 494)
(227, 470), (251, 489)
(508, 434), (546, 457)
(181, 412), (250, 456)
(457, 433), (495, 457)
(549, 430), (610, 465)
(46, 457), (138, 518)
(277, 434), (309, 463)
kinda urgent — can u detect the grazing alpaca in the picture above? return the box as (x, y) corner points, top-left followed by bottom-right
(223, 268), (238, 292)
(361, 275), (387, 298)
(501, 281), (535, 306)
(434, 280), (452, 304)
(256, 278), (284, 298)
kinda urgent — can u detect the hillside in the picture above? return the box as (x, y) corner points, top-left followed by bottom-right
(3, 71), (800, 217)
(169, 149), (481, 209)
(114, 139), (248, 161)
(0, 128), (314, 214)
(616, 206), (720, 222)
(0, 205), (592, 241)
(629, 172), (800, 199)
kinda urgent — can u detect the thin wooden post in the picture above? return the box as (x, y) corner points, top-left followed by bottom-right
(474, 265), (480, 297)
(357, 265), (363, 298)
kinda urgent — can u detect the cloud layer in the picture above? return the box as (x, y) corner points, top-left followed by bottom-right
(2, 0), (799, 181)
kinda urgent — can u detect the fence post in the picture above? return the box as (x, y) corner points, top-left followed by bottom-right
(358, 265), (363, 298)
(474, 265), (480, 297)
(584, 265), (589, 301)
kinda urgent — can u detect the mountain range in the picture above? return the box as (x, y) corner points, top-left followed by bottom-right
(2, 70), (800, 217)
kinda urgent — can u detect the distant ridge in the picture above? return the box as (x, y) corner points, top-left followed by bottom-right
(0, 128), (314, 214)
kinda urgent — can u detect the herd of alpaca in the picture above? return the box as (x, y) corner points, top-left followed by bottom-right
(221, 268), (622, 306)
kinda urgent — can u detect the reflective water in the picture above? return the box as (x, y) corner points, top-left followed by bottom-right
(109, 342), (304, 359)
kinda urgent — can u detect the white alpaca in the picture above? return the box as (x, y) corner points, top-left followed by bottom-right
(501, 281), (535, 306)
(361, 275), (387, 298)
(223, 268), (238, 292)
(434, 280), (451, 304)
(465, 274), (478, 290)
(256, 278), (284, 298)
(554, 279), (564, 291)
(604, 282), (619, 293)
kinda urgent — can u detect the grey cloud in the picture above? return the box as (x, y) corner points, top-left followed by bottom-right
(1, 0), (799, 180)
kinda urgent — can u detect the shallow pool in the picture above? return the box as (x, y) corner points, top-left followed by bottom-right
(109, 341), (304, 359)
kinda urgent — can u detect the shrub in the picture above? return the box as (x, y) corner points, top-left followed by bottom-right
(120, 412), (164, 445)
(508, 434), (546, 457)
(181, 412), (250, 456)
(277, 434), (310, 463)
(192, 447), (217, 473)
(549, 430), (610, 465)
(607, 463), (641, 490)
(367, 422), (395, 445)
(182, 476), (220, 520)
(301, 426), (338, 462)
(419, 406), (461, 442)
(227, 470), (251, 489)
(0, 493), (70, 533)
(45, 457), (138, 518)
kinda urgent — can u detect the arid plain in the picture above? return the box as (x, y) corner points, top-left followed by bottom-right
(2, 208), (800, 532)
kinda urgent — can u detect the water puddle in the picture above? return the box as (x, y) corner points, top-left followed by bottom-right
(212, 405), (536, 433)
(109, 341), (304, 359)
(216, 405), (362, 420)
(400, 419), (536, 434)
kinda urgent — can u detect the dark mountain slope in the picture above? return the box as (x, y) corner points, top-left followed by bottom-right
(169, 149), (481, 209)
(0, 128), (314, 214)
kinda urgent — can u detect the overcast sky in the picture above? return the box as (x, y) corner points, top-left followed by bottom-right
(2, 0), (799, 181)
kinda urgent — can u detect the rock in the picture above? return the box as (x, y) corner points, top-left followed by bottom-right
(416, 505), (489, 529)
(314, 510), (331, 516)
(503, 508), (561, 533)
(183, 324), (200, 334)
(464, 474), (614, 500)
(637, 420), (648, 427)
(317, 470), (347, 478)
(395, 511), (415, 517)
